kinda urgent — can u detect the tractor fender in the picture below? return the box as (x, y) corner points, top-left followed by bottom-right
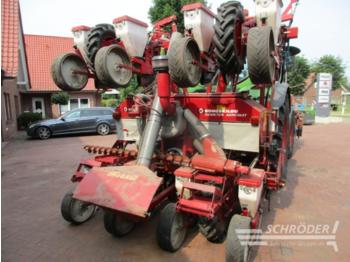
(272, 82), (289, 110)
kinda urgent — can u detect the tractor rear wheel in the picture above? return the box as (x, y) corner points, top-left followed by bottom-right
(213, 1), (245, 75)
(61, 189), (96, 225)
(168, 36), (201, 87)
(85, 24), (116, 69)
(104, 210), (136, 237)
(94, 44), (133, 87)
(51, 53), (88, 91)
(226, 215), (251, 262)
(157, 202), (187, 252)
(247, 27), (275, 84)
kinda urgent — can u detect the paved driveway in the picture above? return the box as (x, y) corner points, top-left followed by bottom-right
(2, 124), (350, 261)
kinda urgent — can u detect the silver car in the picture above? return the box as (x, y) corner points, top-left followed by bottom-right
(27, 107), (116, 139)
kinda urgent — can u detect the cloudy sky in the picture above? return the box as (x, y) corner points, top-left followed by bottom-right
(19, 0), (350, 78)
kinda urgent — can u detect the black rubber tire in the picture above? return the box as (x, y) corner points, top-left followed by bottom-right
(277, 96), (290, 180)
(51, 53), (88, 91)
(226, 215), (251, 262)
(95, 44), (132, 87)
(61, 190), (96, 225)
(36, 126), (51, 140)
(198, 217), (226, 243)
(247, 27), (275, 84)
(157, 202), (187, 252)
(168, 36), (201, 87)
(85, 24), (116, 68)
(213, 1), (245, 74)
(103, 210), (136, 237)
(287, 110), (295, 159)
(96, 123), (110, 136)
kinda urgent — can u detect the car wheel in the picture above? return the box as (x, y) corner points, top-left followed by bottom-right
(97, 123), (110, 136)
(36, 126), (51, 140)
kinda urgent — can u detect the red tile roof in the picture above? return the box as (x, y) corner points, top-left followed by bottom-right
(24, 34), (95, 92)
(1, 0), (19, 77)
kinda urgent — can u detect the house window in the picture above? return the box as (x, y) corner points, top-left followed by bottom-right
(60, 104), (69, 114)
(80, 98), (89, 108)
(60, 98), (90, 114)
(4, 93), (12, 121)
(70, 99), (79, 110)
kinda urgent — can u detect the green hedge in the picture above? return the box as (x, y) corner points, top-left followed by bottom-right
(304, 107), (316, 117)
(17, 112), (42, 129)
(101, 98), (118, 108)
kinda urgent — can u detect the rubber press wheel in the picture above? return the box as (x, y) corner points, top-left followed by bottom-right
(168, 36), (202, 87)
(85, 23), (116, 69)
(61, 189), (96, 225)
(104, 210), (136, 237)
(213, 1), (245, 74)
(156, 202), (188, 252)
(95, 44), (133, 87)
(247, 26), (275, 84)
(51, 53), (89, 91)
(226, 215), (251, 262)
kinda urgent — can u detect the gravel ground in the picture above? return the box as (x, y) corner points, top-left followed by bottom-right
(2, 123), (350, 262)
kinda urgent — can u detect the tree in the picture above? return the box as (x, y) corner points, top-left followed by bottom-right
(51, 91), (69, 105)
(148, 0), (208, 32)
(288, 56), (310, 95)
(311, 55), (347, 90)
(119, 76), (139, 103)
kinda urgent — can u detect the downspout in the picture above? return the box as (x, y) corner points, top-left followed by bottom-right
(136, 55), (174, 166)
(136, 95), (163, 166)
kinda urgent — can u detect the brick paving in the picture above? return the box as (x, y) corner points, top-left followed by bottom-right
(2, 124), (350, 261)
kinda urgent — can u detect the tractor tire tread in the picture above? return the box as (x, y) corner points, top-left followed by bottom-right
(213, 1), (244, 74)
(85, 24), (116, 68)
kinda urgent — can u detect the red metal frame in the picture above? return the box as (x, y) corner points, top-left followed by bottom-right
(70, 14), (178, 87)
(282, 0), (299, 22)
(63, 1), (300, 238)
